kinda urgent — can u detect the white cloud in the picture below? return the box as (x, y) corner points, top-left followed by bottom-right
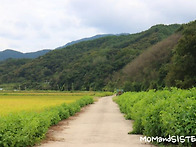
(69, 0), (196, 32)
(0, 0), (195, 52)
(0, 0), (101, 52)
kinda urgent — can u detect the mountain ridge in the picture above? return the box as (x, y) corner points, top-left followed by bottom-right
(0, 33), (130, 61)
(55, 33), (129, 49)
(0, 49), (51, 61)
(0, 23), (183, 91)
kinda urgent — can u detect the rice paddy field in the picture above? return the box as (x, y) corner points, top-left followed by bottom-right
(0, 91), (106, 116)
(0, 91), (113, 147)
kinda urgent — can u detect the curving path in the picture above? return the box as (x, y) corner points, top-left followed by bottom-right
(36, 95), (154, 147)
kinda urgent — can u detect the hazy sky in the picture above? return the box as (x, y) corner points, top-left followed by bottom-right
(0, 0), (195, 53)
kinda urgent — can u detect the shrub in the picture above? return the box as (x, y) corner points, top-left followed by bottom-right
(116, 88), (196, 146)
(0, 96), (94, 147)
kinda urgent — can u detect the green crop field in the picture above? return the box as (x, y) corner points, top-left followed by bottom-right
(0, 91), (112, 116)
(115, 88), (196, 146)
(0, 91), (113, 147)
(0, 92), (85, 116)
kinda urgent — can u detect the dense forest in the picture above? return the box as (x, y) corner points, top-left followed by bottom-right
(109, 20), (196, 91)
(0, 20), (195, 91)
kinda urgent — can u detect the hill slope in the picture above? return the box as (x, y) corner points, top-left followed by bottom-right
(166, 20), (196, 88)
(0, 49), (51, 61)
(108, 20), (196, 91)
(113, 33), (182, 91)
(56, 34), (115, 49)
(56, 34), (130, 49)
(0, 23), (181, 91)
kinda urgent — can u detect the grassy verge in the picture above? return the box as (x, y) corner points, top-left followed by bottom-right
(0, 96), (94, 147)
(115, 88), (196, 146)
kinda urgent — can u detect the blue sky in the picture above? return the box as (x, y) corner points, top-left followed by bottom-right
(0, 0), (195, 53)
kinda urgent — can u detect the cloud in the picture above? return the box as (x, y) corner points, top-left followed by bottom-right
(69, 0), (196, 32)
(0, 0), (195, 52)
(0, 0), (101, 52)
(143, 0), (196, 23)
(69, 0), (152, 33)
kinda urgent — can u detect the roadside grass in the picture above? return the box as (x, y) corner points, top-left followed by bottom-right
(0, 91), (113, 146)
(0, 93), (94, 147)
(115, 88), (196, 147)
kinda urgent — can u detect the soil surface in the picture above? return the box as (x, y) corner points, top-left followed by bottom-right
(36, 95), (154, 147)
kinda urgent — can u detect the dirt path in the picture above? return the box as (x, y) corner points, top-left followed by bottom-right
(36, 96), (154, 147)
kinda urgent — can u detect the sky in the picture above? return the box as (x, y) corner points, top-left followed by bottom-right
(0, 0), (195, 53)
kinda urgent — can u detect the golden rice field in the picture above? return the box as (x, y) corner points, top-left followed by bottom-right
(0, 92), (93, 116)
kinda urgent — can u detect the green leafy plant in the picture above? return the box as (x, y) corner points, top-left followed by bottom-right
(116, 88), (196, 146)
(0, 96), (94, 147)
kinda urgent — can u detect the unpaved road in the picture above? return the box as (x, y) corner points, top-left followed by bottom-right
(37, 96), (154, 147)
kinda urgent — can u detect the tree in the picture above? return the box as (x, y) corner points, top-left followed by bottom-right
(166, 20), (196, 88)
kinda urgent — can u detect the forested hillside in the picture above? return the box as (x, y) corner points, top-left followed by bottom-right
(1, 21), (195, 91)
(115, 33), (182, 91)
(56, 34), (114, 49)
(166, 21), (196, 88)
(107, 20), (196, 91)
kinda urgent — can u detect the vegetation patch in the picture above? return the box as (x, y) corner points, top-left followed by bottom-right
(0, 92), (85, 116)
(0, 95), (94, 147)
(115, 88), (196, 146)
(0, 24), (180, 91)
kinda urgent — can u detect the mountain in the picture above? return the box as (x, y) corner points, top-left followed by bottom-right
(111, 33), (182, 91)
(108, 20), (196, 91)
(0, 34), (114, 61)
(0, 23), (183, 91)
(56, 34), (113, 49)
(166, 21), (196, 88)
(0, 49), (51, 61)
(55, 34), (129, 49)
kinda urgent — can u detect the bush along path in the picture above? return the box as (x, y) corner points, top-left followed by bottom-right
(0, 96), (94, 147)
(115, 88), (196, 147)
(37, 95), (154, 147)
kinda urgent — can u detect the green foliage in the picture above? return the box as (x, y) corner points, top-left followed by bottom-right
(111, 20), (196, 92)
(118, 33), (182, 92)
(0, 96), (94, 147)
(116, 88), (196, 146)
(76, 96), (94, 107)
(0, 59), (32, 85)
(0, 24), (180, 91)
(0, 21), (194, 92)
(166, 20), (196, 88)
